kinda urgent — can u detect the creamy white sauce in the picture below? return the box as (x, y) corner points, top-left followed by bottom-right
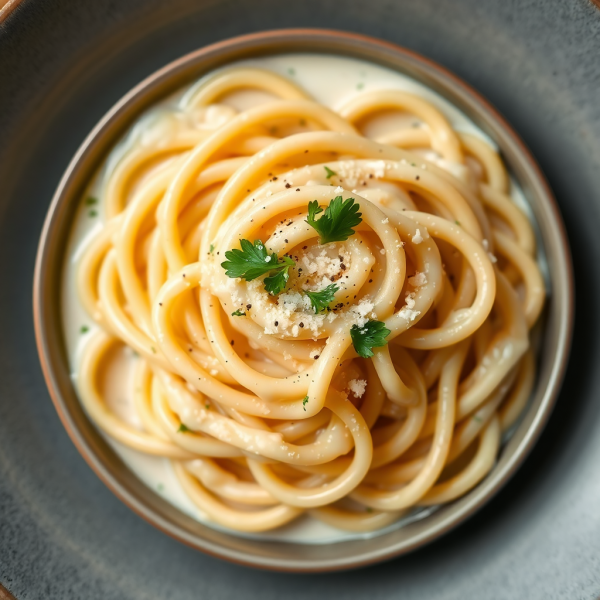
(61, 53), (548, 544)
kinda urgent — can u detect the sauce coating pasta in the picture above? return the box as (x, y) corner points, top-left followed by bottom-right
(69, 59), (545, 535)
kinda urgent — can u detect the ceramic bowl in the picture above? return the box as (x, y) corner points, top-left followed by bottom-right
(33, 29), (573, 572)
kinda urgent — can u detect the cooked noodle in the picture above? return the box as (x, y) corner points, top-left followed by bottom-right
(73, 66), (545, 533)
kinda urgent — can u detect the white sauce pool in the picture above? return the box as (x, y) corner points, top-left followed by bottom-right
(61, 53), (546, 544)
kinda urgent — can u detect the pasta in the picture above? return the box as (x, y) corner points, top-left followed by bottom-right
(72, 63), (545, 534)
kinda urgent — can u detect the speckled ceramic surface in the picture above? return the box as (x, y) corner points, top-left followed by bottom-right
(1, 1), (600, 598)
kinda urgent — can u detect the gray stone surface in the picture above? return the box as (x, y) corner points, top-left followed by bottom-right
(0, 0), (599, 598)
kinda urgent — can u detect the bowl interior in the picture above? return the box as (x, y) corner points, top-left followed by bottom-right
(33, 29), (573, 572)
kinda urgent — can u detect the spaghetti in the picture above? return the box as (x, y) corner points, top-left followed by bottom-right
(73, 65), (545, 533)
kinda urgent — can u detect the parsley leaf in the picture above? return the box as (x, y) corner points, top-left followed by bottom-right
(324, 166), (337, 179)
(305, 196), (362, 244)
(264, 269), (291, 295)
(177, 423), (190, 433)
(209, 244), (215, 254)
(231, 310), (246, 317)
(221, 239), (295, 295)
(350, 320), (391, 358)
(305, 284), (338, 313)
(302, 396), (309, 411)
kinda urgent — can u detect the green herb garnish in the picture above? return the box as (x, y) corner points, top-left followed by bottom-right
(209, 244), (215, 254)
(88, 210), (98, 217)
(306, 196), (362, 245)
(231, 310), (246, 317)
(177, 423), (190, 433)
(350, 320), (391, 358)
(302, 396), (309, 411)
(324, 166), (337, 179)
(305, 284), (338, 314)
(80, 325), (89, 334)
(221, 239), (295, 295)
(264, 270), (290, 295)
(85, 196), (98, 206)
(365, 507), (374, 513)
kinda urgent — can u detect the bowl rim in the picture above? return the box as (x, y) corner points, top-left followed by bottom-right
(33, 28), (574, 572)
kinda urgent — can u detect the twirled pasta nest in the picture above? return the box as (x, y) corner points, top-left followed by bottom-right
(74, 67), (545, 533)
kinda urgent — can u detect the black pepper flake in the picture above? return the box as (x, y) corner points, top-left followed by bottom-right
(369, 174), (374, 179)
(159, 302), (163, 306)
(182, 273), (186, 278)
(369, 279), (373, 283)
(302, 246), (307, 249)
(246, 304), (252, 310)
(313, 355), (319, 359)
(340, 263), (346, 270)
(416, 175), (420, 180)
(284, 239), (288, 243)
(285, 183), (291, 188)
(230, 340), (234, 346)
(274, 321), (279, 326)
(273, 176), (278, 180)
(296, 188), (300, 191)
(299, 322), (304, 328)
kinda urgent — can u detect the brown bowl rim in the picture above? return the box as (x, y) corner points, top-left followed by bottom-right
(33, 28), (574, 572)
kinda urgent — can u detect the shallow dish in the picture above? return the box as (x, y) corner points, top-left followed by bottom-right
(33, 29), (573, 572)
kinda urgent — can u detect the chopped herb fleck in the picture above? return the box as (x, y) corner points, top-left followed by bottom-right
(287, 67), (296, 76)
(80, 325), (89, 334)
(231, 310), (246, 317)
(151, 346), (156, 354)
(85, 196), (98, 206)
(209, 244), (215, 254)
(88, 210), (98, 217)
(324, 166), (337, 179)
(302, 396), (309, 411)
(366, 507), (374, 513)
(177, 423), (190, 433)
(357, 82), (365, 90)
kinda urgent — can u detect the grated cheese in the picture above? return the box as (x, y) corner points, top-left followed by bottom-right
(348, 379), (367, 398)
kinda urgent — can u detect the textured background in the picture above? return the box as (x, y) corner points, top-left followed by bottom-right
(1, 1), (599, 598)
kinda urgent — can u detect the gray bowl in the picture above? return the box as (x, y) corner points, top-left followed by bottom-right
(33, 29), (573, 572)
